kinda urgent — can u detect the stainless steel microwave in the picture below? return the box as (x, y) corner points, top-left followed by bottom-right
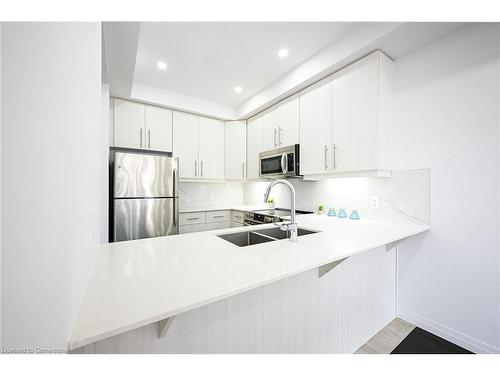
(259, 144), (301, 178)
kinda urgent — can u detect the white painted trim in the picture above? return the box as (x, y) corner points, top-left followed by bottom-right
(397, 310), (500, 354)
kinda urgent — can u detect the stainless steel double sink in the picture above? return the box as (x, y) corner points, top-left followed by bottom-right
(217, 227), (318, 247)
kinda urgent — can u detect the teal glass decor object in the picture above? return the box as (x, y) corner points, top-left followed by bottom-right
(338, 208), (347, 218)
(349, 210), (360, 220)
(327, 208), (336, 217)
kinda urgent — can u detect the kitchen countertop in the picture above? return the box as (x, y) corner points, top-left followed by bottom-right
(69, 214), (430, 350)
(179, 204), (271, 213)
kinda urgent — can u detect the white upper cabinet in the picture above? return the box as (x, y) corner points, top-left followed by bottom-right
(332, 51), (393, 173)
(113, 99), (145, 149)
(145, 105), (173, 152)
(259, 94), (300, 152)
(299, 50), (393, 177)
(173, 111), (225, 180)
(247, 115), (264, 179)
(173, 111), (199, 179)
(299, 78), (333, 175)
(198, 117), (225, 179)
(225, 121), (247, 180)
(276, 93), (300, 147)
(260, 108), (279, 151)
(113, 98), (173, 152)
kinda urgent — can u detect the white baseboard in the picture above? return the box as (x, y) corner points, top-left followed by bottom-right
(398, 310), (500, 354)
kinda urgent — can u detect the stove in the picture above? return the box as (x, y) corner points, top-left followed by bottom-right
(243, 208), (313, 226)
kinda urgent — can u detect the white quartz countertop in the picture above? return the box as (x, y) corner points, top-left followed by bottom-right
(69, 214), (429, 350)
(179, 204), (271, 213)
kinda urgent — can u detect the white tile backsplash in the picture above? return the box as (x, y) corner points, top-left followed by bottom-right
(179, 182), (245, 210)
(244, 169), (430, 224)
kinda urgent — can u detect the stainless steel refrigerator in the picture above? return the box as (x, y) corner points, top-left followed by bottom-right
(110, 148), (179, 242)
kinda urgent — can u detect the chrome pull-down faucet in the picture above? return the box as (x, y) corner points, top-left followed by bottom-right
(263, 179), (298, 242)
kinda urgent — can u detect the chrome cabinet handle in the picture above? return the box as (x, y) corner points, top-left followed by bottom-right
(140, 128), (143, 148)
(148, 129), (151, 149)
(201, 160), (203, 177)
(278, 127), (283, 145)
(194, 160), (197, 177)
(242, 162), (245, 178)
(186, 217), (199, 221)
(324, 145), (328, 170)
(274, 128), (277, 146)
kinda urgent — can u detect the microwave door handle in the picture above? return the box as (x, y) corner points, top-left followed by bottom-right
(281, 153), (288, 174)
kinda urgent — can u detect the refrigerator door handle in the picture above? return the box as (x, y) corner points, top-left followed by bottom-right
(172, 169), (177, 227)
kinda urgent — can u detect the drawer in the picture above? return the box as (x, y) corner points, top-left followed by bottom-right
(231, 210), (245, 223)
(205, 210), (230, 223)
(179, 212), (206, 226)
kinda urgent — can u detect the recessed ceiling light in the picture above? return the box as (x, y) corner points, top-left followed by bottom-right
(278, 49), (289, 58)
(234, 86), (243, 93)
(157, 61), (168, 70)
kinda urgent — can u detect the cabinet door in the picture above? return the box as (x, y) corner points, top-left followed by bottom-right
(114, 99), (145, 149)
(277, 93), (300, 147)
(198, 117), (225, 179)
(247, 116), (263, 179)
(260, 108), (279, 151)
(173, 111), (199, 178)
(145, 105), (173, 152)
(224, 121), (247, 180)
(299, 79), (333, 175)
(332, 54), (379, 172)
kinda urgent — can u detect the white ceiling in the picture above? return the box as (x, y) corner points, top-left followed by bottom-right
(104, 22), (469, 119)
(132, 22), (358, 107)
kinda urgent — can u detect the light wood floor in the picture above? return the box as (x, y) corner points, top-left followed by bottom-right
(355, 318), (415, 354)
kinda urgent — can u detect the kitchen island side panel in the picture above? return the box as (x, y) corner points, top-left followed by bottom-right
(76, 244), (396, 353)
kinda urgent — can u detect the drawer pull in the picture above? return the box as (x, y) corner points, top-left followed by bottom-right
(186, 217), (199, 221)
(212, 215), (225, 218)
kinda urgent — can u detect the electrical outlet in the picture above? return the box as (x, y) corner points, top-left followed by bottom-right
(371, 196), (380, 209)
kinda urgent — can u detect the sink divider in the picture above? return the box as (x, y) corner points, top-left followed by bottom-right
(249, 231), (280, 241)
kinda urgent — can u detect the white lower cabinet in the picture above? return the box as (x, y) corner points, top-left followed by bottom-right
(231, 210), (245, 227)
(179, 210), (232, 234)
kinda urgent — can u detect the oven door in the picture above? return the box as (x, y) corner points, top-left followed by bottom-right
(244, 219), (261, 226)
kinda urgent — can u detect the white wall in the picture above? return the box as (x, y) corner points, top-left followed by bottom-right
(389, 23), (500, 353)
(244, 170), (430, 224)
(1, 23), (102, 351)
(101, 84), (110, 243)
(0, 22), (3, 349)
